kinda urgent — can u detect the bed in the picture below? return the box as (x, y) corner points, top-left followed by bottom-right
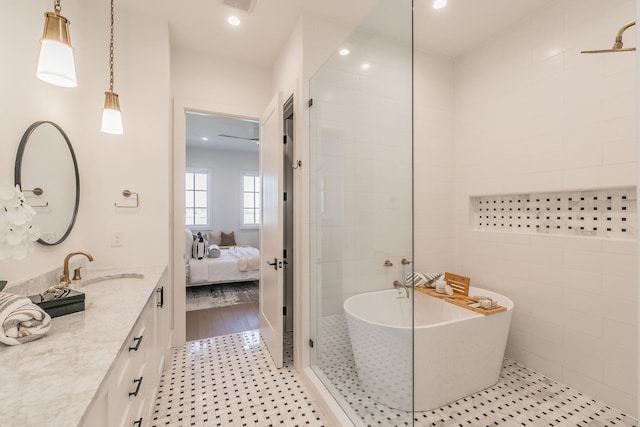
(186, 228), (260, 286)
(187, 247), (260, 286)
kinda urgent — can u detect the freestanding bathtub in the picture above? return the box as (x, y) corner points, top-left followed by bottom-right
(344, 286), (514, 411)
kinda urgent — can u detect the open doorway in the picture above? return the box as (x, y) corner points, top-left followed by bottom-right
(183, 111), (261, 341)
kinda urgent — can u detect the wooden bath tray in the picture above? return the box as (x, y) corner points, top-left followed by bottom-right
(414, 287), (506, 315)
(445, 296), (506, 315)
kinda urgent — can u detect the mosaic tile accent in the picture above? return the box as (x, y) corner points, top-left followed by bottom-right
(472, 187), (636, 239)
(315, 314), (638, 427)
(152, 330), (324, 426)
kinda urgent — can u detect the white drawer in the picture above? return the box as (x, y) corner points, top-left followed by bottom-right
(120, 397), (146, 427)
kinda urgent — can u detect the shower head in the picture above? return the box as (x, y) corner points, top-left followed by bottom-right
(581, 47), (636, 54)
(581, 20), (636, 54)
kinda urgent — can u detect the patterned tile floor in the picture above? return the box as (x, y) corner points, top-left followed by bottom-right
(153, 324), (638, 427)
(315, 314), (639, 427)
(152, 330), (323, 427)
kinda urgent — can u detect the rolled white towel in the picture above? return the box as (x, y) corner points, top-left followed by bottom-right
(0, 292), (52, 346)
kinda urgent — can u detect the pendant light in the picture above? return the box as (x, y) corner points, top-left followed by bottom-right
(36, 0), (77, 87)
(101, 0), (123, 134)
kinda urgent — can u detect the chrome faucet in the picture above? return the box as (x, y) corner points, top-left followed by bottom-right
(393, 280), (410, 298)
(61, 251), (94, 284)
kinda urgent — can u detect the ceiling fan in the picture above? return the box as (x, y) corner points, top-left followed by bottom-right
(218, 134), (259, 142)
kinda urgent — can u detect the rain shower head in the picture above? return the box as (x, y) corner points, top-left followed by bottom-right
(581, 20), (636, 53)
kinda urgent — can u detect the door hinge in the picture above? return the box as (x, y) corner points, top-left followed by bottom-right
(309, 339), (314, 348)
(308, 98), (313, 107)
(283, 306), (287, 316)
(283, 134), (287, 144)
(283, 192), (287, 202)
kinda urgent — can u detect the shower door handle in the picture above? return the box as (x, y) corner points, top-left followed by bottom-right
(266, 258), (278, 270)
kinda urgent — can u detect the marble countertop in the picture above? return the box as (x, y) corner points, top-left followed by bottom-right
(0, 265), (167, 427)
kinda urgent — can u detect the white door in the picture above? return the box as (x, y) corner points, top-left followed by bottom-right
(259, 92), (284, 368)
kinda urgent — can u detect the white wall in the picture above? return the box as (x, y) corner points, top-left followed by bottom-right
(452, 0), (637, 415)
(413, 50), (457, 274)
(1, 1), (170, 283)
(172, 48), (272, 118)
(186, 147), (259, 248)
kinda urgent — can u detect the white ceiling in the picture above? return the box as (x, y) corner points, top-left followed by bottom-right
(167, 0), (552, 152)
(186, 112), (259, 153)
(162, 0), (552, 67)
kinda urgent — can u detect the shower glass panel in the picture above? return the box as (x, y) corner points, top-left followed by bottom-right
(309, 0), (414, 424)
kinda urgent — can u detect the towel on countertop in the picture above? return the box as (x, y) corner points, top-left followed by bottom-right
(405, 272), (442, 288)
(229, 246), (260, 272)
(207, 244), (221, 258)
(0, 292), (51, 346)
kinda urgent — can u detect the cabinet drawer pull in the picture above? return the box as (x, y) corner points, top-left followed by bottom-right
(128, 335), (143, 352)
(133, 418), (143, 427)
(128, 376), (143, 397)
(157, 286), (164, 308)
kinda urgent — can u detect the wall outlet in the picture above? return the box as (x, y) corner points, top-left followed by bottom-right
(111, 232), (124, 247)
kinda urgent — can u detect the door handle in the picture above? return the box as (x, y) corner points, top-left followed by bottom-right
(266, 258), (278, 270)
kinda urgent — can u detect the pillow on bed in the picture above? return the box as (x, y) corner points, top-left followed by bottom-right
(208, 244), (221, 258)
(185, 228), (193, 261)
(208, 231), (222, 246)
(221, 231), (236, 246)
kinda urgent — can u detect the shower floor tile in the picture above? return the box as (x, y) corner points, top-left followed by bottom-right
(152, 330), (325, 427)
(316, 314), (638, 427)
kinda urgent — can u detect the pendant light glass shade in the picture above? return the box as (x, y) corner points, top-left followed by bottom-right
(36, 11), (77, 87)
(101, 91), (123, 134)
(101, 0), (123, 134)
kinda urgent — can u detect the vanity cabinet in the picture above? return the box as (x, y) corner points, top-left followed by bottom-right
(83, 284), (169, 427)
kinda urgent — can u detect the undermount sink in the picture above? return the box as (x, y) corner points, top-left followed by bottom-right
(80, 273), (145, 286)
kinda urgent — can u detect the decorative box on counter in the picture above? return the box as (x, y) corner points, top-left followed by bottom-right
(28, 289), (85, 318)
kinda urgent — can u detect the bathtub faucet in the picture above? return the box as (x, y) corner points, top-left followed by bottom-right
(393, 280), (410, 298)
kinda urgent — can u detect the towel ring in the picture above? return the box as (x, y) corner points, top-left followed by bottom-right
(115, 190), (139, 208)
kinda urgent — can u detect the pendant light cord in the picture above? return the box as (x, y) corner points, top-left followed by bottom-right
(108, 0), (115, 92)
(54, 0), (61, 14)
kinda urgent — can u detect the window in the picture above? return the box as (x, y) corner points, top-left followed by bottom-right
(185, 171), (208, 225)
(243, 174), (260, 226)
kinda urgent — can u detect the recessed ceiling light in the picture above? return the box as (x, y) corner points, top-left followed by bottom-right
(339, 48), (350, 56)
(361, 63), (371, 70)
(433, 0), (447, 9)
(228, 15), (240, 26)
(202, 137), (209, 141)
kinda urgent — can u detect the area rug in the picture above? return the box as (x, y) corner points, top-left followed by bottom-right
(186, 281), (259, 312)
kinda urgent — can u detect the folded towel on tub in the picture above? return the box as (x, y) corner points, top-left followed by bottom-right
(0, 292), (52, 346)
(405, 272), (442, 288)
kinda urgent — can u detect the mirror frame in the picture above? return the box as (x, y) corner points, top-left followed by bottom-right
(14, 121), (80, 246)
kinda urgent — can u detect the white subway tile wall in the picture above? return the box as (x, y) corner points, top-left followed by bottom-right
(451, 0), (637, 416)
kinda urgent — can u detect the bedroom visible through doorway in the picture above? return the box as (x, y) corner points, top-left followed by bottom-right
(184, 112), (261, 340)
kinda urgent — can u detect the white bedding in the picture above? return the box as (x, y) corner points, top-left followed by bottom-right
(188, 247), (260, 286)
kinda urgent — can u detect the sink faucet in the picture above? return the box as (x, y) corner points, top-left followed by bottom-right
(61, 251), (94, 284)
(39, 251), (94, 299)
(393, 280), (410, 298)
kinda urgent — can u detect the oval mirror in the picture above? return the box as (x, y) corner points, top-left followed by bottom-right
(14, 121), (79, 246)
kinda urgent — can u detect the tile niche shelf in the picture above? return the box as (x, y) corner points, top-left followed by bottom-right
(471, 187), (637, 240)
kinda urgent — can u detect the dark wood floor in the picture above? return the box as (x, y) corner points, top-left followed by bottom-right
(186, 302), (259, 341)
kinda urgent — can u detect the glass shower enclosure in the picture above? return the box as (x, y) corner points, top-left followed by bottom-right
(308, 0), (415, 424)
